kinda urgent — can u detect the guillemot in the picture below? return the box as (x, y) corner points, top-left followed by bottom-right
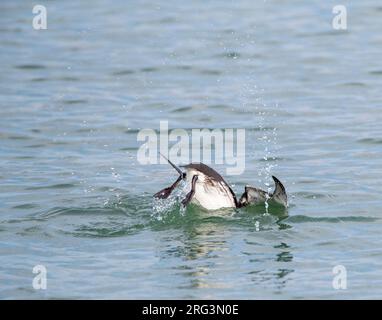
(154, 154), (287, 211)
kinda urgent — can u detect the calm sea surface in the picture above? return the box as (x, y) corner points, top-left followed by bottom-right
(1, 0), (382, 299)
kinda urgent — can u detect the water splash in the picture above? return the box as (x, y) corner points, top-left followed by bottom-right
(151, 180), (187, 220)
(239, 78), (280, 213)
(264, 193), (270, 215)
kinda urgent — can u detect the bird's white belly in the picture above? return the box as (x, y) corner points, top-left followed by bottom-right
(192, 181), (236, 210)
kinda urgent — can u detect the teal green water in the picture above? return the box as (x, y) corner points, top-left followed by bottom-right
(1, 1), (382, 299)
